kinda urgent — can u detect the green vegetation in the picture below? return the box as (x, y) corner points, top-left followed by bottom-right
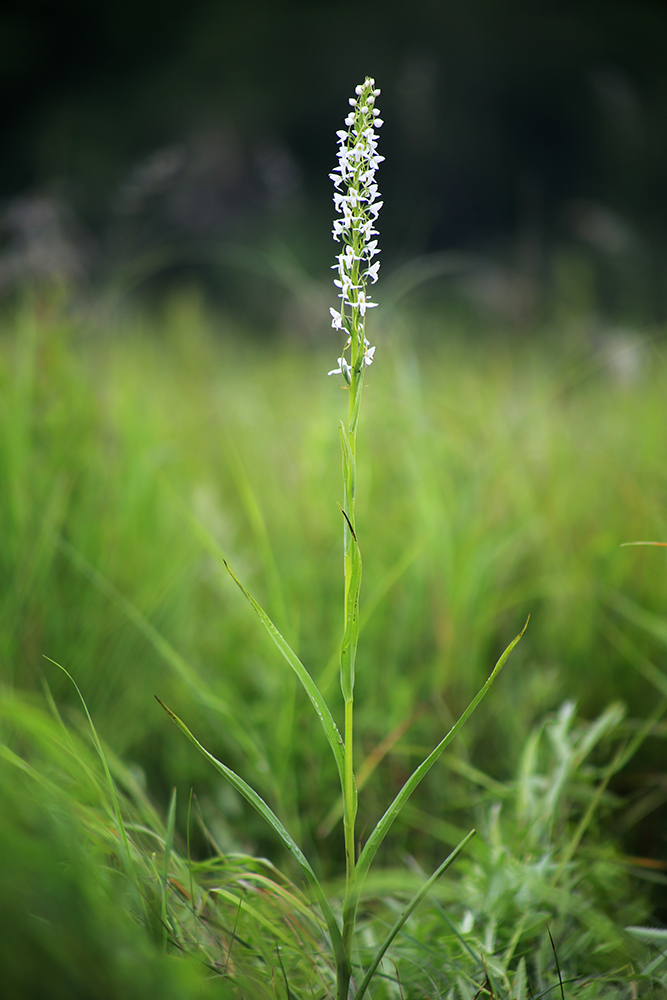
(3, 291), (667, 996)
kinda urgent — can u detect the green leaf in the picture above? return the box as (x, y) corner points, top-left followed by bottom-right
(156, 697), (347, 976)
(627, 926), (667, 943)
(511, 957), (527, 1000)
(164, 502), (345, 786)
(222, 559), (345, 783)
(351, 619), (528, 904)
(44, 657), (139, 892)
(355, 830), (476, 1000)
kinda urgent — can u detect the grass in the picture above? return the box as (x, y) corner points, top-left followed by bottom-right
(2, 291), (667, 995)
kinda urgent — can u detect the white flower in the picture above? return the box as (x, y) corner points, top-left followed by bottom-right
(327, 77), (382, 380)
(328, 357), (352, 384)
(365, 261), (380, 284)
(329, 307), (345, 330)
(356, 290), (378, 316)
(356, 219), (378, 240)
(334, 274), (361, 302)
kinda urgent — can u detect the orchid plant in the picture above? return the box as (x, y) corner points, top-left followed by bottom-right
(159, 77), (526, 1000)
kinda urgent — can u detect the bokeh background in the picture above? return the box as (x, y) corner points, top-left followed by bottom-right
(3, 0), (667, 934)
(2, 0), (667, 326)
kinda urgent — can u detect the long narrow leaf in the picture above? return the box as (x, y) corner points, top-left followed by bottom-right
(161, 787), (177, 946)
(156, 697), (347, 975)
(166, 497), (345, 784)
(354, 830), (476, 1000)
(45, 657), (139, 890)
(167, 484), (343, 789)
(207, 886), (306, 950)
(511, 957), (528, 1000)
(351, 619), (528, 902)
(222, 559), (345, 782)
(318, 541), (423, 695)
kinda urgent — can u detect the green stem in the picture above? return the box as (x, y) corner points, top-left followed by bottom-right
(343, 699), (357, 943)
(339, 361), (364, 998)
(343, 699), (357, 869)
(336, 961), (352, 1000)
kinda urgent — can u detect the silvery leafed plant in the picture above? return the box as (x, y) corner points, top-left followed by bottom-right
(160, 77), (526, 1000)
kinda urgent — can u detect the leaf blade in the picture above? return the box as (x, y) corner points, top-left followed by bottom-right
(351, 619), (528, 902)
(222, 558), (345, 782)
(355, 830), (477, 1000)
(156, 697), (347, 973)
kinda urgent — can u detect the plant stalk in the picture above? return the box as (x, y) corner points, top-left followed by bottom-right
(339, 359), (365, 996)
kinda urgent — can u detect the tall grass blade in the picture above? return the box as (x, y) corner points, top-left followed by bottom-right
(155, 697), (347, 975)
(186, 787), (199, 949)
(511, 957), (527, 1000)
(206, 886), (304, 950)
(44, 656), (139, 891)
(547, 927), (565, 1000)
(354, 829), (476, 1000)
(161, 786), (177, 947)
(276, 946), (296, 1000)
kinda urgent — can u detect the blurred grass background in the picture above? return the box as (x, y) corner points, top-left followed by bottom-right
(3, 291), (667, 873)
(3, 1), (667, 992)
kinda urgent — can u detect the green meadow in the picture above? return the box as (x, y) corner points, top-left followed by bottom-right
(3, 292), (667, 997)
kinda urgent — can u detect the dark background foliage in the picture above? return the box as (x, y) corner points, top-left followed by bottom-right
(1, 0), (666, 317)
